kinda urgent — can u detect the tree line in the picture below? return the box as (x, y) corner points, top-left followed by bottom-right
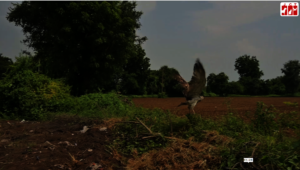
(1, 1), (300, 98)
(207, 55), (300, 96)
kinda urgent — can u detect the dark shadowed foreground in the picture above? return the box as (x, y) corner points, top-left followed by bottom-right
(0, 117), (122, 170)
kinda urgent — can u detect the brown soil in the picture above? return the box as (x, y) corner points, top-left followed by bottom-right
(133, 97), (300, 138)
(132, 97), (300, 119)
(0, 117), (122, 170)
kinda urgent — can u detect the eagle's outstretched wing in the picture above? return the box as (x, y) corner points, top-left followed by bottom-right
(174, 74), (189, 97)
(186, 59), (206, 100)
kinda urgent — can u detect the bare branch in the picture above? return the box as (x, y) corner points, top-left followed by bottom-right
(136, 117), (153, 134)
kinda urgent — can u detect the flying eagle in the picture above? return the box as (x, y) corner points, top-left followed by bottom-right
(174, 59), (206, 114)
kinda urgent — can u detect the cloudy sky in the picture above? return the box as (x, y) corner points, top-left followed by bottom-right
(1, 2), (299, 81)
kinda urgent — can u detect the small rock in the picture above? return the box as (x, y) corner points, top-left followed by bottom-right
(29, 130), (34, 133)
(54, 164), (65, 169)
(1, 139), (10, 143)
(88, 149), (93, 152)
(42, 141), (55, 151)
(80, 126), (89, 133)
(99, 127), (107, 131)
(58, 141), (74, 147)
(43, 141), (54, 146)
(88, 162), (102, 170)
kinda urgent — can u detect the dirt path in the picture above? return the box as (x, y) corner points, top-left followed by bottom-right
(133, 97), (300, 119)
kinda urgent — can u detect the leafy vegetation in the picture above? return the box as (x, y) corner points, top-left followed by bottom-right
(206, 72), (229, 96)
(0, 53), (13, 80)
(0, 56), (71, 120)
(7, 1), (148, 96)
(40, 92), (300, 169)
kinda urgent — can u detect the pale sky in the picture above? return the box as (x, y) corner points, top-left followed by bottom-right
(1, 1), (299, 81)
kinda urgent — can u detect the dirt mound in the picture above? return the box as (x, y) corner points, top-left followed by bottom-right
(126, 131), (233, 170)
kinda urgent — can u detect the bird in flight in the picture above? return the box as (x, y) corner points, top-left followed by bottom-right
(174, 58), (206, 114)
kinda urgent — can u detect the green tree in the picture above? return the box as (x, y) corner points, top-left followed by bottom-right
(7, 1), (146, 96)
(206, 74), (215, 92)
(0, 53), (13, 80)
(0, 55), (70, 120)
(281, 60), (300, 94)
(206, 73), (216, 93)
(146, 70), (160, 95)
(239, 77), (263, 95)
(158, 66), (182, 97)
(206, 72), (229, 96)
(7, 53), (39, 75)
(119, 43), (151, 95)
(264, 76), (285, 95)
(226, 81), (244, 95)
(234, 55), (264, 95)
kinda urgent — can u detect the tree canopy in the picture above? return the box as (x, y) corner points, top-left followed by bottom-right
(281, 60), (300, 94)
(234, 55), (264, 95)
(158, 66), (182, 97)
(264, 76), (285, 95)
(0, 53), (13, 80)
(234, 55), (264, 79)
(206, 72), (229, 96)
(7, 1), (147, 96)
(120, 43), (151, 95)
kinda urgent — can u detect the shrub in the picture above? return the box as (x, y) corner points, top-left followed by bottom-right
(158, 92), (167, 98)
(203, 90), (218, 97)
(0, 70), (70, 120)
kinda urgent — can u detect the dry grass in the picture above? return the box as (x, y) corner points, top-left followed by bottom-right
(91, 117), (125, 129)
(126, 130), (233, 170)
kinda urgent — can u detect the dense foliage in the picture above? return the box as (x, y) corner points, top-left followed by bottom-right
(0, 56), (71, 120)
(281, 60), (300, 94)
(0, 53), (13, 80)
(7, 1), (148, 96)
(206, 72), (229, 96)
(234, 55), (264, 95)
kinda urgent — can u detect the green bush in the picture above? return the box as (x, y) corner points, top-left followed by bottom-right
(0, 69), (71, 120)
(203, 90), (218, 97)
(250, 102), (278, 135)
(158, 92), (167, 98)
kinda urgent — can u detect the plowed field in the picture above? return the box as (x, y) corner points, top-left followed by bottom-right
(132, 97), (300, 120)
